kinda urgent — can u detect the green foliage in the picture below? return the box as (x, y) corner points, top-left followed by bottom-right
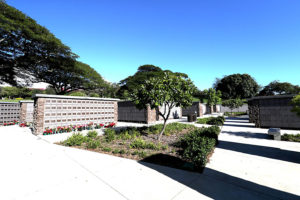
(291, 94), (300, 117)
(129, 138), (166, 150)
(67, 91), (87, 96)
(197, 116), (225, 126)
(116, 127), (141, 140)
(131, 71), (196, 140)
(63, 133), (87, 146)
(0, 2), (76, 86)
(145, 123), (194, 136)
(0, 3), (107, 95)
(118, 65), (164, 99)
(89, 93), (100, 97)
(259, 81), (300, 96)
(104, 128), (116, 142)
(215, 74), (259, 99)
(222, 98), (244, 113)
(112, 149), (120, 154)
(178, 126), (220, 170)
(132, 150), (148, 158)
(86, 140), (101, 149)
(197, 118), (210, 124)
(102, 147), (112, 152)
(203, 88), (222, 107)
(207, 117), (225, 126)
(87, 131), (98, 138)
(281, 134), (300, 143)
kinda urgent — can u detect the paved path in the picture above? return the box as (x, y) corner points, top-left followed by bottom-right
(0, 117), (300, 200)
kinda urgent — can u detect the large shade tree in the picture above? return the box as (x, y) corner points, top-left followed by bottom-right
(0, 2), (106, 94)
(131, 72), (196, 141)
(118, 65), (164, 99)
(259, 81), (300, 96)
(214, 73), (259, 99)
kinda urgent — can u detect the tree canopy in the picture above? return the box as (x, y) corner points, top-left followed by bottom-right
(118, 65), (164, 98)
(214, 74), (259, 99)
(222, 98), (244, 114)
(204, 88), (222, 107)
(258, 81), (300, 96)
(0, 2), (106, 94)
(118, 64), (189, 99)
(291, 94), (300, 117)
(131, 72), (196, 141)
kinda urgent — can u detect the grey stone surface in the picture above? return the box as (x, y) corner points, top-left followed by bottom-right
(268, 128), (281, 140)
(248, 95), (300, 129)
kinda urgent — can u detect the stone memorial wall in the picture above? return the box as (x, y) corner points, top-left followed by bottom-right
(248, 95), (300, 129)
(33, 94), (119, 135)
(20, 100), (34, 123)
(182, 102), (203, 117)
(0, 102), (20, 125)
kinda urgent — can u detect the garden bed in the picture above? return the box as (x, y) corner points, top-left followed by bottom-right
(282, 133), (300, 142)
(58, 123), (221, 172)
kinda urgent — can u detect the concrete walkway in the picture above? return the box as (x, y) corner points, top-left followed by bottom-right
(0, 117), (300, 200)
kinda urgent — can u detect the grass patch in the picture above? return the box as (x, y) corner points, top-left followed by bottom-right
(281, 134), (300, 142)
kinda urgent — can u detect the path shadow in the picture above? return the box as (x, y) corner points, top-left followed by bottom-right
(139, 154), (299, 200)
(225, 120), (252, 124)
(226, 116), (249, 120)
(222, 130), (272, 139)
(218, 141), (300, 164)
(223, 123), (255, 128)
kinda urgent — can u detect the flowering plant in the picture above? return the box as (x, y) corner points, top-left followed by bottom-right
(42, 122), (116, 135)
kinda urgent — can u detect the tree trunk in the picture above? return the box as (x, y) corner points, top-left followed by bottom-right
(158, 119), (167, 141)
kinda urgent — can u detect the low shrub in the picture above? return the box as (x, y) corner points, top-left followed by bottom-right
(104, 128), (116, 142)
(102, 147), (112, 152)
(117, 127), (141, 140)
(87, 131), (98, 138)
(112, 149), (120, 154)
(197, 118), (210, 124)
(178, 126), (220, 170)
(129, 138), (147, 149)
(281, 134), (300, 142)
(145, 123), (194, 135)
(197, 116), (225, 126)
(86, 140), (101, 149)
(63, 133), (87, 146)
(131, 150), (147, 158)
(119, 149), (126, 154)
(207, 116), (225, 126)
(129, 138), (165, 150)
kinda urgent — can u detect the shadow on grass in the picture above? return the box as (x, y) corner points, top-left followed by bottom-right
(218, 140), (300, 164)
(139, 154), (299, 200)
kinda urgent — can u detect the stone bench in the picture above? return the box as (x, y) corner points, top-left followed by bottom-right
(268, 128), (281, 140)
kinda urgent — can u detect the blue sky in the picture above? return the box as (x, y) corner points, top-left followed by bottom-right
(7, 0), (300, 89)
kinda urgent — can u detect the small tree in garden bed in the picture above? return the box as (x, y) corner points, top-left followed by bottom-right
(222, 98), (244, 115)
(131, 72), (196, 141)
(204, 88), (222, 113)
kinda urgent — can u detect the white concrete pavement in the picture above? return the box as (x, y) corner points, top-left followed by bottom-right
(1, 117), (300, 200)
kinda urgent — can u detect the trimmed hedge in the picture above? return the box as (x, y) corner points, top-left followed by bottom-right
(178, 126), (221, 170)
(197, 116), (225, 126)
